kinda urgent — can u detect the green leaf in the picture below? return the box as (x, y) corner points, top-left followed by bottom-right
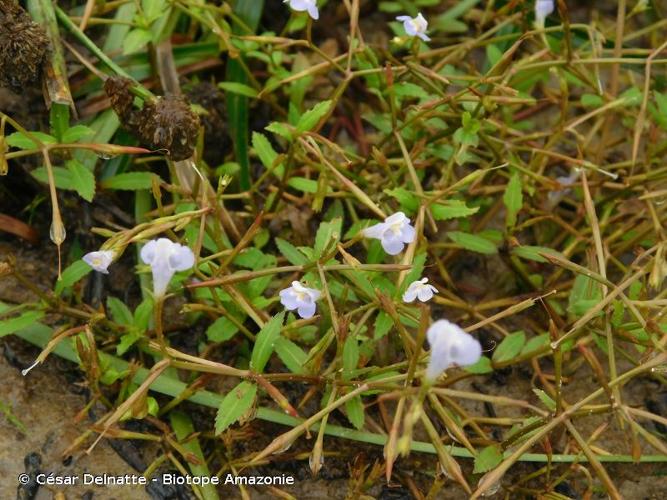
(55, 260), (92, 295)
(447, 231), (498, 255)
(274, 337), (308, 374)
(132, 298), (153, 332)
(314, 218), (341, 259)
(122, 28), (152, 55)
(581, 94), (604, 108)
(66, 159), (96, 202)
(345, 394), (365, 430)
(511, 245), (563, 263)
(492, 331), (526, 364)
(61, 125), (94, 143)
(6, 131), (57, 149)
(252, 132), (284, 177)
(100, 172), (156, 190)
(206, 316), (239, 343)
(342, 336), (359, 380)
(473, 445), (503, 474)
(296, 100), (332, 133)
(385, 187), (419, 214)
(31, 166), (74, 191)
(266, 121), (293, 141)
(374, 311), (393, 339)
(464, 356), (493, 374)
(275, 237), (309, 265)
(0, 310), (45, 337)
(520, 333), (549, 355)
(215, 381), (257, 434)
(503, 171), (523, 228)
(218, 82), (258, 97)
(107, 297), (134, 325)
(567, 274), (602, 318)
(287, 176), (318, 193)
(117, 330), (142, 355)
(431, 200), (479, 220)
(533, 388), (556, 411)
(250, 312), (285, 373)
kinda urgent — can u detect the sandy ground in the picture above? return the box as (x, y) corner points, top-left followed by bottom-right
(0, 341), (146, 499)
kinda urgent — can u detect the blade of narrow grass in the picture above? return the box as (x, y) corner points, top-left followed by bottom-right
(10, 317), (667, 465)
(170, 411), (220, 500)
(226, 0), (265, 190)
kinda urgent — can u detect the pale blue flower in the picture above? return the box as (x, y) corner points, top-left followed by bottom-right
(535, 0), (554, 27)
(279, 281), (321, 319)
(363, 212), (416, 255)
(426, 320), (481, 381)
(140, 238), (195, 297)
(403, 277), (438, 303)
(396, 13), (430, 42)
(82, 250), (115, 274)
(285, 0), (319, 20)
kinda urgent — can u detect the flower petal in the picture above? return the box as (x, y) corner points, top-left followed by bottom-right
(363, 222), (387, 240)
(279, 289), (299, 310)
(417, 286), (434, 302)
(400, 222), (416, 244)
(169, 244), (195, 271)
(402, 286), (418, 303)
(82, 250), (114, 274)
(297, 300), (317, 319)
(449, 332), (482, 366)
(381, 235), (405, 255)
(140, 240), (158, 265)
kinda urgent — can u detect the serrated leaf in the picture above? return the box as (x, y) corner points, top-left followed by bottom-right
(520, 333), (549, 355)
(132, 298), (153, 332)
(581, 94), (604, 108)
(122, 28), (152, 55)
(314, 218), (341, 259)
(492, 331), (526, 364)
(250, 312), (285, 373)
(107, 297), (133, 325)
(342, 335), (359, 380)
(274, 336), (307, 374)
(5, 131), (56, 149)
(117, 330), (142, 355)
(66, 159), (96, 201)
(207, 316), (239, 343)
(374, 310), (392, 339)
(275, 237), (309, 265)
(503, 171), (523, 228)
(0, 310), (45, 337)
(345, 394), (365, 429)
(464, 356), (493, 374)
(447, 231), (498, 255)
(266, 121), (293, 141)
(218, 81), (258, 97)
(252, 131), (284, 177)
(31, 166), (74, 190)
(215, 381), (257, 434)
(431, 200), (479, 220)
(55, 260), (92, 296)
(100, 172), (156, 190)
(61, 125), (94, 143)
(287, 176), (318, 193)
(511, 245), (564, 263)
(533, 388), (556, 411)
(473, 445), (503, 474)
(296, 100), (332, 133)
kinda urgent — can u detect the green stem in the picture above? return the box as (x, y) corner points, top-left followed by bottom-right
(11, 320), (667, 465)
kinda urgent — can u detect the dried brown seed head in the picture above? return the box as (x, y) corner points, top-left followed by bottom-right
(0, 0), (49, 91)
